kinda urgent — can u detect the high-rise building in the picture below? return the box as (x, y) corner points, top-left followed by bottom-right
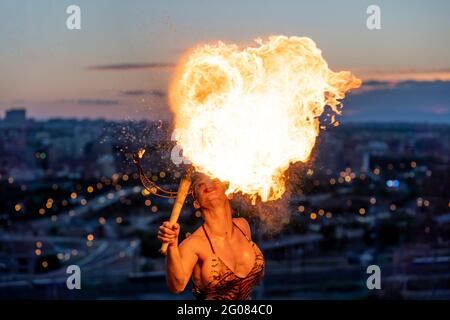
(4, 108), (27, 123)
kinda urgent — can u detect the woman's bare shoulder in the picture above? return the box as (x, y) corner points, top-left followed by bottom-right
(180, 225), (206, 248)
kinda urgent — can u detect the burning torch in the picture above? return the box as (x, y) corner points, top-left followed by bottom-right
(133, 149), (194, 255)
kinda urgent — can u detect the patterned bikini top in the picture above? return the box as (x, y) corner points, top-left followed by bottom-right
(192, 222), (265, 300)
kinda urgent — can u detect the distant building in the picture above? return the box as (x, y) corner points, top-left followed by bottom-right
(4, 108), (26, 123)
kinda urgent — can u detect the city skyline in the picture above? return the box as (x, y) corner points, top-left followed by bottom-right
(1, 0), (450, 122)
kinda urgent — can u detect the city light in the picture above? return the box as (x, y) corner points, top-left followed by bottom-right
(386, 180), (400, 188)
(417, 197), (424, 207)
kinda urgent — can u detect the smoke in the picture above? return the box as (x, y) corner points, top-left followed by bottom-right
(231, 192), (292, 234)
(229, 161), (310, 235)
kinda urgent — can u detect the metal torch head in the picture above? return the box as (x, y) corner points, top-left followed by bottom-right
(133, 148), (146, 165)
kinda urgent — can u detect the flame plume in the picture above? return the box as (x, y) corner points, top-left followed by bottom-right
(170, 35), (361, 203)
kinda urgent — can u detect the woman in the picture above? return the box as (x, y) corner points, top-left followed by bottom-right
(157, 172), (265, 300)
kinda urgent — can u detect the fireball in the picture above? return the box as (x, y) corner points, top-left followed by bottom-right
(170, 35), (361, 203)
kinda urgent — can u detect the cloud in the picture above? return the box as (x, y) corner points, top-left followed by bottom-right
(120, 90), (147, 96)
(149, 90), (165, 98)
(343, 80), (450, 123)
(356, 68), (450, 83)
(87, 63), (174, 71)
(120, 89), (166, 98)
(352, 80), (427, 95)
(353, 68), (450, 94)
(353, 80), (397, 94)
(76, 99), (120, 106)
(351, 68), (450, 94)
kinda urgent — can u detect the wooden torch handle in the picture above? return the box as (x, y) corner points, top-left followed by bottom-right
(160, 170), (193, 255)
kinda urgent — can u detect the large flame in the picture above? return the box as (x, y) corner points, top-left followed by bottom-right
(170, 35), (361, 203)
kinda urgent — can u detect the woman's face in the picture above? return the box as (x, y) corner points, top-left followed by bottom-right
(193, 174), (228, 210)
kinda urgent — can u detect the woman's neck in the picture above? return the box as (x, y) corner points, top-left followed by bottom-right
(203, 201), (233, 238)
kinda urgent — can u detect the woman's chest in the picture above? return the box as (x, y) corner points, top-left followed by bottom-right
(194, 238), (259, 284)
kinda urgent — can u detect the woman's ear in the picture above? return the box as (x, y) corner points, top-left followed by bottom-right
(227, 192), (233, 200)
(193, 200), (201, 209)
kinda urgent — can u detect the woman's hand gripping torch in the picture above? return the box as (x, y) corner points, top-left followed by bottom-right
(133, 149), (194, 255)
(159, 166), (193, 255)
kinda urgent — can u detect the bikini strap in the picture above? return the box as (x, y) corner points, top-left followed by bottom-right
(202, 224), (216, 254)
(232, 221), (251, 242)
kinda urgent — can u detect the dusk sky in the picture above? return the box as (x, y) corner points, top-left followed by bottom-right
(1, 0), (450, 122)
